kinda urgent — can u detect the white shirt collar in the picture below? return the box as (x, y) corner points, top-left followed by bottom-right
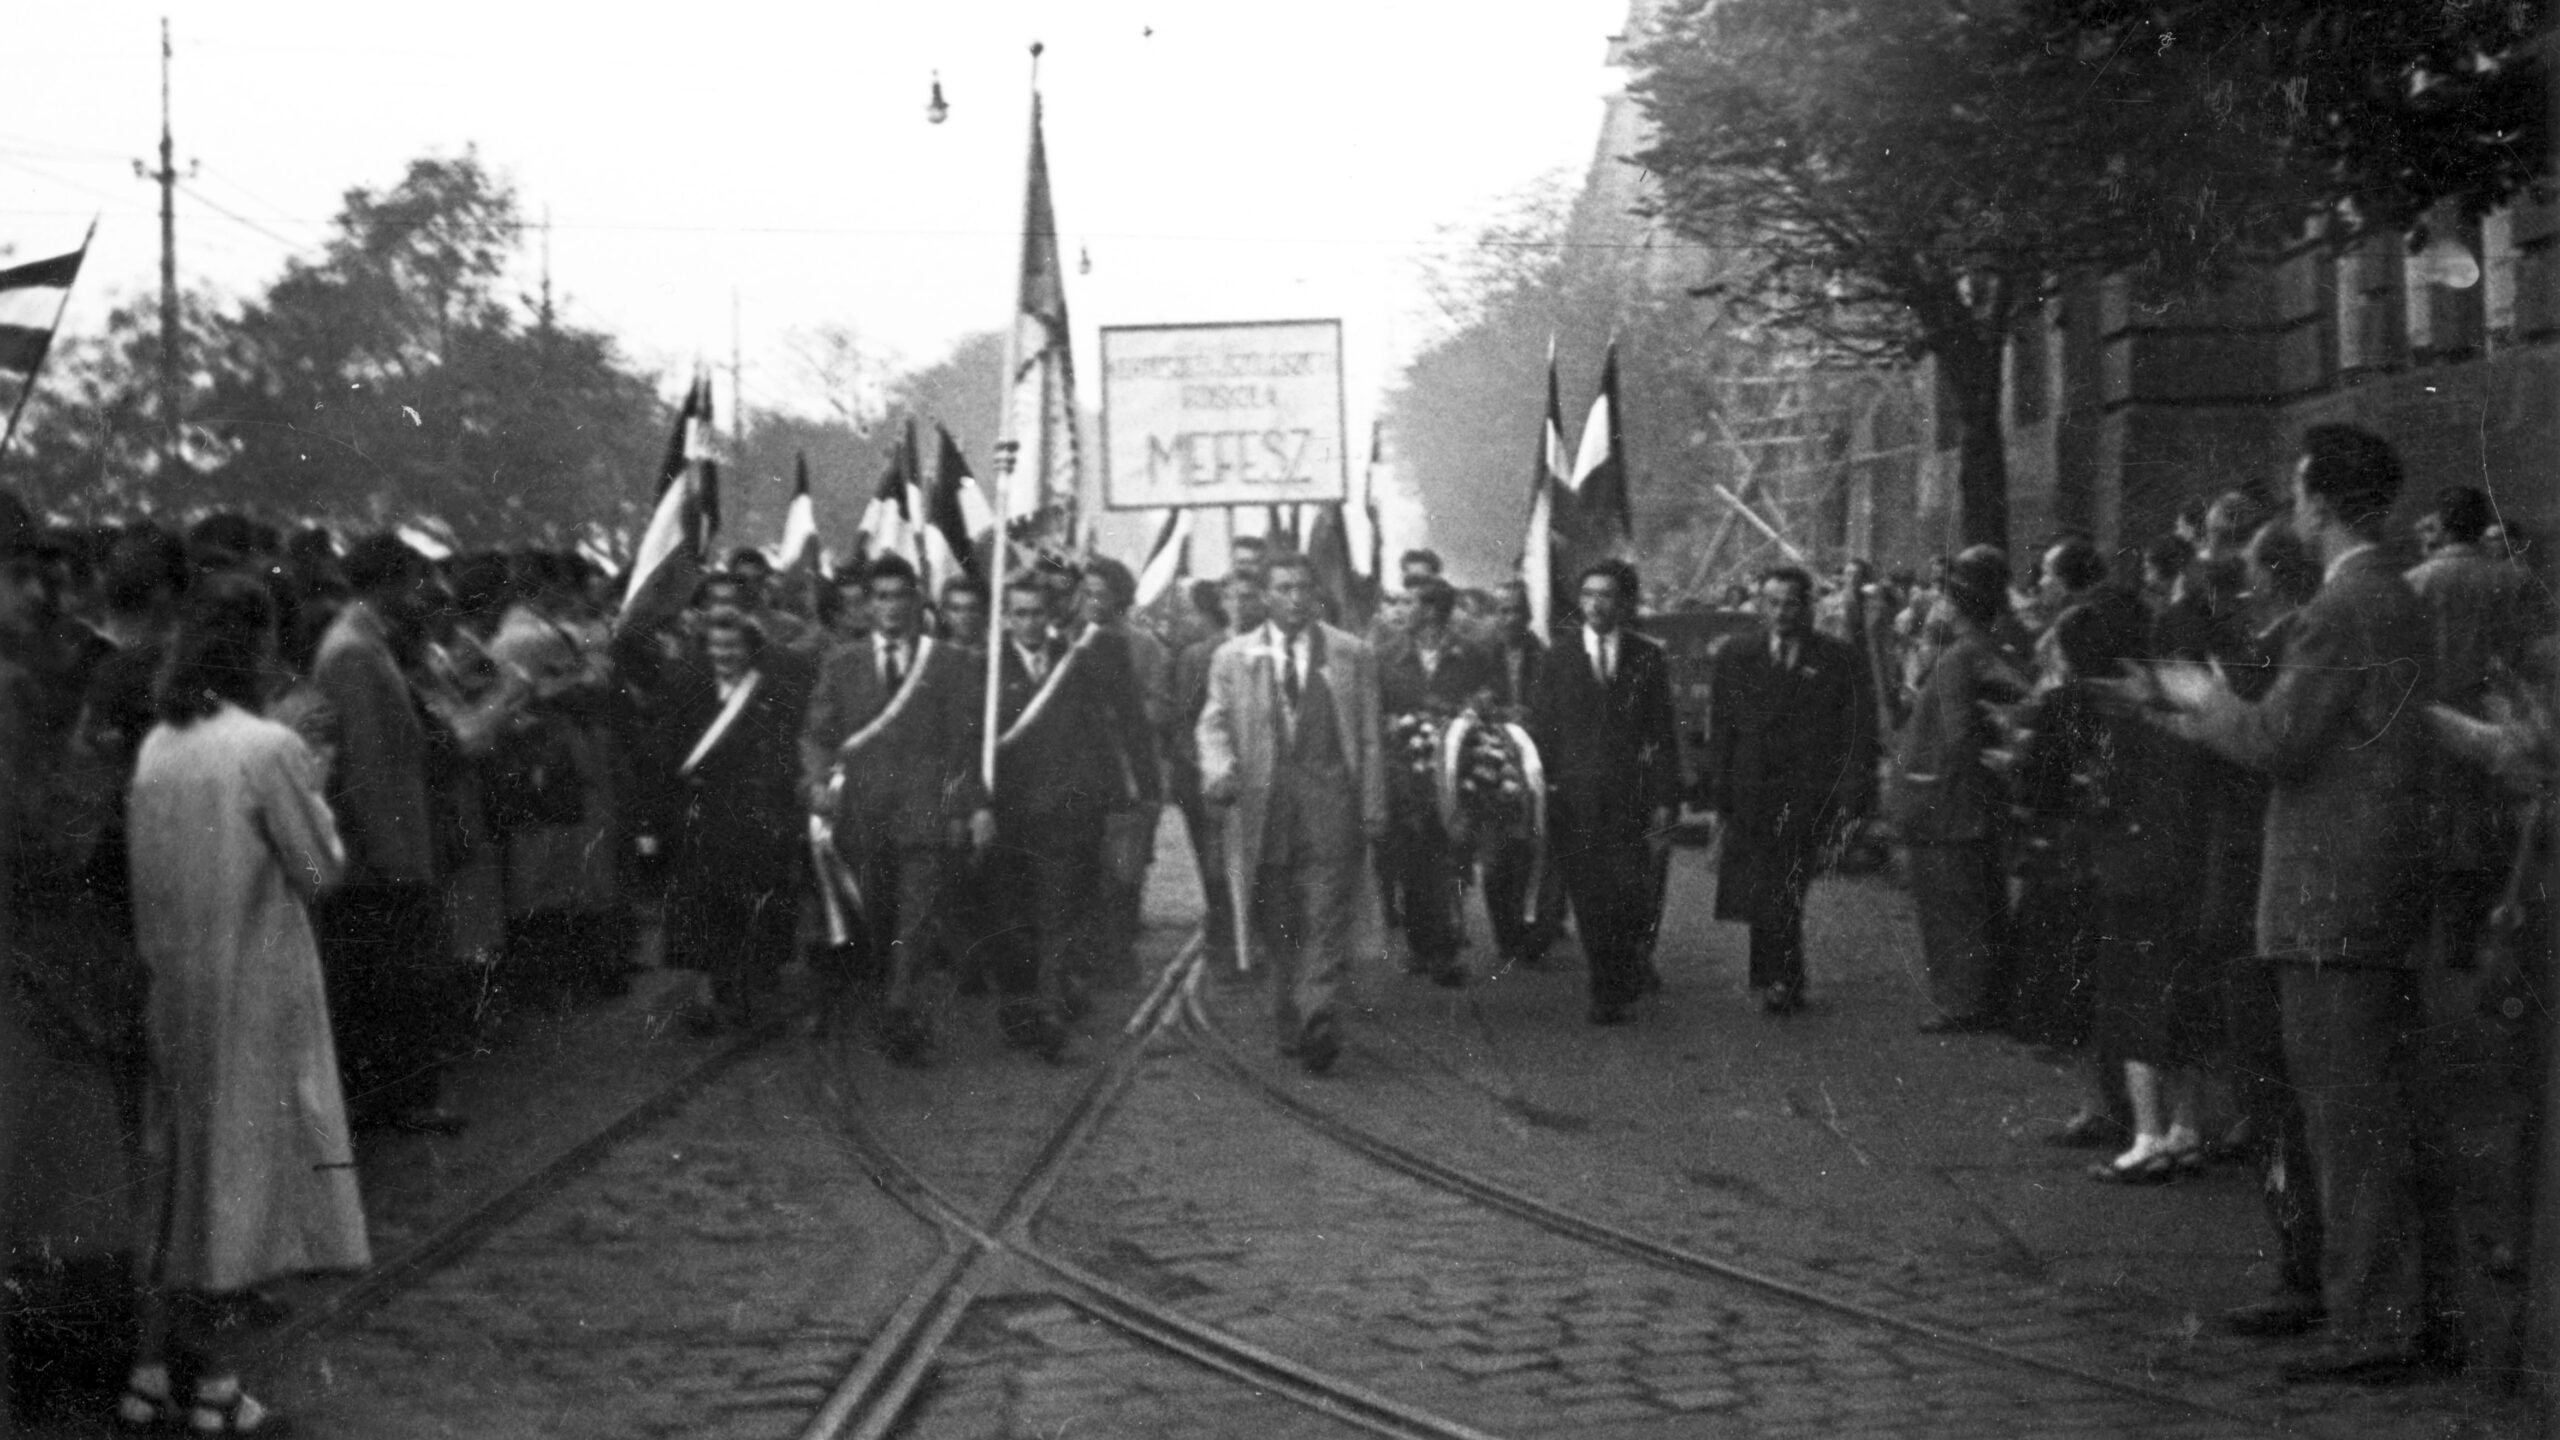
(2324, 540), (2378, 584)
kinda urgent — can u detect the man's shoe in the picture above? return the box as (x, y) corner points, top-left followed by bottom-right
(1430, 965), (1468, 989)
(2219, 1295), (2325, 1339)
(1298, 1024), (1341, 1076)
(1760, 985), (1802, 1015)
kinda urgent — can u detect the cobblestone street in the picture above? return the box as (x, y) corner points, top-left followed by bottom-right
(18, 831), (2541, 1438)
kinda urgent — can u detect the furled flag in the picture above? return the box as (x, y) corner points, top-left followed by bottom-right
(694, 375), (722, 554)
(1568, 340), (1632, 549)
(860, 425), (920, 573)
(1521, 338), (1571, 636)
(1133, 508), (1193, 610)
(1006, 91), (1080, 549)
(778, 450), (822, 576)
(1303, 502), (1364, 629)
(925, 423), (996, 585)
(620, 372), (713, 625)
(0, 223), (96, 449)
(1349, 418), (1384, 582)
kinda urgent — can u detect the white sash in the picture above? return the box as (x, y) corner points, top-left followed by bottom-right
(834, 637), (938, 762)
(679, 669), (762, 777)
(997, 629), (1094, 750)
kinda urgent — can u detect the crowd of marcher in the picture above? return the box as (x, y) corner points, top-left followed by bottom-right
(1, 416), (2547, 1427)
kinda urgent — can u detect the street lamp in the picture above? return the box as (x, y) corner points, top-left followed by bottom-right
(926, 71), (949, 125)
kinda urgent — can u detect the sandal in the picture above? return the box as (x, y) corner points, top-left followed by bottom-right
(115, 1364), (184, 1433)
(189, 1375), (289, 1436)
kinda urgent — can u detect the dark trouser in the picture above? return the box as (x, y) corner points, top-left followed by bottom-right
(1174, 779), (1237, 969)
(1391, 818), (1464, 975)
(1481, 833), (1557, 963)
(995, 808), (1107, 1016)
(314, 881), (452, 1124)
(1747, 883), (1809, 995)
(1908, 841), (2008, 1022)
(1554, 813), (1655, 1010)
(664, 881), (796, 1016)
(2226, 958), (2323, 1297)
(2279, 962), (2462, 1358)
(1093, 807), (1156, 989)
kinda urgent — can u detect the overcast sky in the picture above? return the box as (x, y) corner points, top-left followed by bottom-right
(9, 0), (1628, 460)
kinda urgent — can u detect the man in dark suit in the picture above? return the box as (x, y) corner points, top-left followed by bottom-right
(1534, 559), (1682, 1025)
(989, 570), (1161, 1043)
(2158, 424), (2455, 1383)
(1702, 565), (1877, 1015)
(1378, 576), (1498, 986)
(799, 556), (991, 1062)
(1481, 580), (1560, 968)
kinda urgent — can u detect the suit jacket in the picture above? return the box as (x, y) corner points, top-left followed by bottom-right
(1379, 633), (1501, 719)
(1489, 636), (1547, 713)
(994, 627), (1160, 824)
(2197, 546), (2434, 966)
(1887, 629), (2021, 845)
(1532, 626), (1681, 842)
(801, 635), (985, 850)
(1704, 628), (1876, 908)
(649, 657), (812, 888)
(309, 601), (437, 886)
(1197, 622), (1388, 894)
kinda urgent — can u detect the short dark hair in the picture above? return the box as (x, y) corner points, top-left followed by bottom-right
(940, 574), (989, 606)
(2204, 490), (2269, 554)
(2041, 535), (2106, 593)
(2050, 596), (2145, 680)
(100, 525), (190, 614)
(342, 534), (428, 595)
(156, 573), (276, 725)
(1230, 535), (1269, 556)
(1263, 551), (1315, 585)
(699, 604), (765, 652)
(1759, 565), (1815, 600)
(1003, 569), (1050, 602)
(2436, 485), (2494, 544)
(1410, 576), (1457, 623)
(1942, 545), (2012, 629)
(1083, 555), (1137, 611)
(1399, 547), (1443, 575)
(2142, 532), (2195, 582)
(728, 546), (772, 574)
(1577, 558), (1640, 604)
(2298, 424), (2402, 530)
(866, 553), (921, 591)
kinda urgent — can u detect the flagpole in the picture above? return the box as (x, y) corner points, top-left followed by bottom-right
(0, 217), (97, 461)
(985, 40), (1044, 794)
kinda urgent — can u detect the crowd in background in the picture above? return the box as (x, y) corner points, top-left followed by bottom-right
(2, 414), (2551, 1425)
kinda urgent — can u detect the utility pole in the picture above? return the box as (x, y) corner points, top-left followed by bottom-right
(536, 204), (556, 339)
(147, 17), (183, 478)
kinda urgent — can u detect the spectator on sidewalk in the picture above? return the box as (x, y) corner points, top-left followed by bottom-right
(2150, 424), (2457, 1384)
(120, 574), (366, 1437)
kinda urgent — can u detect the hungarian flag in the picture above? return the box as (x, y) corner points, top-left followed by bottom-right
(1569, 340), (1631, 548)
(1132, 508), (1192, 610)
(619, 373), (713, 625)
(0, 238), (88, 379)
(924, 423), (995, 586)
(860, 423), (919, 573)
(779, 451), (821, 572)
(1349, 418), (1384, 582)
(1521, 339), (1572, 636)
(1006, 91), (1080, 548)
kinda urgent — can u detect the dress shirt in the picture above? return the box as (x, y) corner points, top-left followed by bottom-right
(1584, 626), (1618, 683)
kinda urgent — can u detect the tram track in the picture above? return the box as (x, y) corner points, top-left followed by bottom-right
(1171, 966), (2277, 1434)
(800, 936), (1507, 1440)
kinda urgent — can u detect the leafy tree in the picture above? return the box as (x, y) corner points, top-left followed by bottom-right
(9, 289), (232, 523)
(194, 151), (666, 548)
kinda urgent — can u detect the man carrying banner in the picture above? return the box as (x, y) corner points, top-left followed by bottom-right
(1198, 552), (1388, 1075)
(799, 555), (990, 1064)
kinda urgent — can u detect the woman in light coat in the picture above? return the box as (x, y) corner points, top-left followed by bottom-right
(120, 574), (366, 1435)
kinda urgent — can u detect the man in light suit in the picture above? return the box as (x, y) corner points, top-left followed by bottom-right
(1198, 553), (1387, 1074)
(2158, 424), (2455, 1383)
(1702, 565), (1877, 1015)
(800, 555), (990, 1063)
(1535, 559), (1682, 1026)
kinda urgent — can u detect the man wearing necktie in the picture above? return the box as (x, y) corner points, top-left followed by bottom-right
(1532, 560), (1682, 1026)
(1199, 553), (1387, 1074)
(1701, 566), (1877, 1016)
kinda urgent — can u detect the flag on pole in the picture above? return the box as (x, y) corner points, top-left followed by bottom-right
(860, 427), (919, 573)
(1522, 338), (1571, 636)
(1304, 502), (1361, 627)
(1568, 340), (1631, 547)
(925, 424), (995, 585)
(1008, 90), (1080, 548)
(1349, 419), (1383, 581)
(693, 374), (722, 555)
(901, 416), (928, 569)
(620, 373), (713, 624)
(1133, 508), (1192, 610)
(779, 451), (821, 571)
(0, 224), (96, 454)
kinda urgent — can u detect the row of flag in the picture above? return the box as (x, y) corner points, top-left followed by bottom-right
(0, 223), (95, 454)
(1524, 338), (1632, 634)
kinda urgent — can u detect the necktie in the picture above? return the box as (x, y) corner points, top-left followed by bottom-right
(1027, 646), (1047, 683)
(1593, 636), (1610, 685)
(882, 643), (905, 693)
(1283, 642), (1301, 706)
